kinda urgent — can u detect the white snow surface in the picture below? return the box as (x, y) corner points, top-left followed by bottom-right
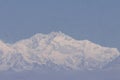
(0, 32), (119, 71)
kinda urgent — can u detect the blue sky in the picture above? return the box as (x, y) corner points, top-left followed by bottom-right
(0, 0), (120, 50)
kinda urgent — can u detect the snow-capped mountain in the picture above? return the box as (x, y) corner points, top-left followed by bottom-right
(0, 32), (119, 72)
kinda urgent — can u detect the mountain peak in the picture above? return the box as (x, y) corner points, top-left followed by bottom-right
(0, 32), (119, 72)
(31, 31), (71, 40)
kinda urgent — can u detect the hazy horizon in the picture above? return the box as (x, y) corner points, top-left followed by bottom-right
(0, 0), (120, 80)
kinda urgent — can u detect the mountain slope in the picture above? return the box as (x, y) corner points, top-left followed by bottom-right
(0, 32), (119, 72)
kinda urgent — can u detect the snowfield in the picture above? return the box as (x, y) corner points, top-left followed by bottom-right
(0, 32), (119, 72)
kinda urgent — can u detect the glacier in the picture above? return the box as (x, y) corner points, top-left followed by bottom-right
(0, 32), (119, 72)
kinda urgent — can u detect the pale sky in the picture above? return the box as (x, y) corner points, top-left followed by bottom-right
(0, 0), (120, 50)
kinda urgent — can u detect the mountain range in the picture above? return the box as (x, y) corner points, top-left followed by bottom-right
(0, 32), (119, 72)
